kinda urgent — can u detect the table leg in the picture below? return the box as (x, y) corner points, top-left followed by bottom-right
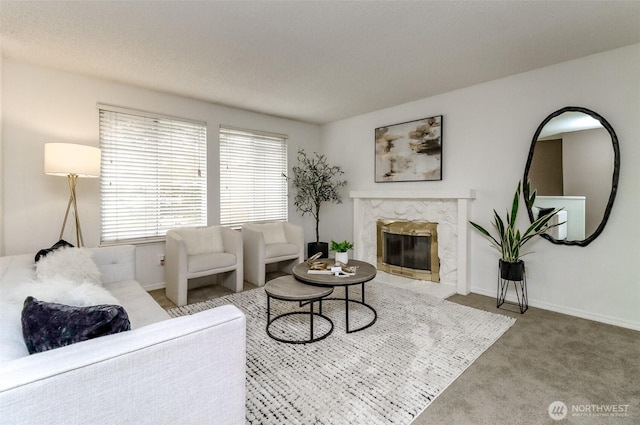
(345, 285), (350, 332)
(267, 295), (271, 327)
(310, 300), (314, 340)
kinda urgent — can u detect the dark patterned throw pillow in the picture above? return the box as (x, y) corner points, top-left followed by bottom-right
(35, 239), (74, 263)
(21, 296), (131, 354)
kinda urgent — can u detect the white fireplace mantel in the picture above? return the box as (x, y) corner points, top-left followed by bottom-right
(350, 189), (476, 295)
(350, 189), (476, 200)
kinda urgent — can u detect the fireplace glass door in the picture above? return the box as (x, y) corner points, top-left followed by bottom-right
(383, 233), (431, 271)
(376, 219), (439, 282)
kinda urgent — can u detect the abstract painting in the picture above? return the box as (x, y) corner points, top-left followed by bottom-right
(375, 115), (442, 182)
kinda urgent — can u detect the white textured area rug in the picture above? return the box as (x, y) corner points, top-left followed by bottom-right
(168, 281), (515, 425)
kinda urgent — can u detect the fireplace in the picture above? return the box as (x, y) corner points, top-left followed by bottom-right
(376, 219), (439, 282)
(350, 189), (476, 294)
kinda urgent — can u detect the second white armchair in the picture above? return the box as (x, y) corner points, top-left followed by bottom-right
(165, 225), (243, 307)
(242, 222), (304, 286)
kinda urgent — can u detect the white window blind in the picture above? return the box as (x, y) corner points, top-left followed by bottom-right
(99, 106), (207, 243)
(219, 126), (288, 228)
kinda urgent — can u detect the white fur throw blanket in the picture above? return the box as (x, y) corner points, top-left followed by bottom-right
(2, 247), (120, 307)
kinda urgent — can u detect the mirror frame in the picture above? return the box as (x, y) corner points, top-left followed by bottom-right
(523, 106), (620, 247)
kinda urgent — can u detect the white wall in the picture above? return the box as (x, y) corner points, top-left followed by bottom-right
(321, 44), (640, 330)
(1, 59), (321, 286)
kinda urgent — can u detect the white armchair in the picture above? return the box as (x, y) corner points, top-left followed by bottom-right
(165, 225), (243, 307)
(242, 222), (304, 287)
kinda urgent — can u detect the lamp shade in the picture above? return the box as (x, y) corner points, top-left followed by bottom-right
(44, 143), (101, 178)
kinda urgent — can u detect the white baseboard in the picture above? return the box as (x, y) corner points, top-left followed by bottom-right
(143, 282), (165, 292)
(471, 286), (640, 331)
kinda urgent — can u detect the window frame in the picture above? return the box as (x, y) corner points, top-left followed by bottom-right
(219, 125), (288, 229)
(98, 104), (207, 245)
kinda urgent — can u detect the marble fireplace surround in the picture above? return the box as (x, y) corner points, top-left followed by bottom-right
(351, 190), (476, 295)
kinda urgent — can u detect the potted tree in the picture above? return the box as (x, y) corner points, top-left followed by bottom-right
(286, 149), (347, 258)
(330, 239), (353, 264)
(469, 181), (563, 281)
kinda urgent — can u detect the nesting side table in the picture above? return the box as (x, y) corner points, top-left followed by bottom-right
(292, 259), (378, 333)
(264, 275), (334, 344)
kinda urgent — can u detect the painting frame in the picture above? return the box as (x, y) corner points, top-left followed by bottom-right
(375, 115), (443, 182)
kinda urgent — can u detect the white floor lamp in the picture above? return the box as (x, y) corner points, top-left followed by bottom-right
(44, 143), (101, 247)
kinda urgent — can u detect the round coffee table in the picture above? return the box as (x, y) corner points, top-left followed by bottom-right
(264, 275), (334, 344)
(292, 259), (377, 333)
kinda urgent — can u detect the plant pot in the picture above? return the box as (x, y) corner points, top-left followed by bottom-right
(499, 260), (525, 281)
(308, 242), (329, 259)
(335, 251), (349, 264)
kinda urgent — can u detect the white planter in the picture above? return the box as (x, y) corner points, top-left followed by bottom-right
(335, 251), (349, 264)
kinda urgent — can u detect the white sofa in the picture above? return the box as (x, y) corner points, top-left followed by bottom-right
(0, 245), (246, 425)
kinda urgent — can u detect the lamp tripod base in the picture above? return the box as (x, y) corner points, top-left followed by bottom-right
(59, 174), (84, 247)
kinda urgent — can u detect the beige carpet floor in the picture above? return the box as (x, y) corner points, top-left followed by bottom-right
(150, 277), (640, 425)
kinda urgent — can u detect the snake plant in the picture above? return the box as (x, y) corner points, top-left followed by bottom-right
(469, 181), (563, 263)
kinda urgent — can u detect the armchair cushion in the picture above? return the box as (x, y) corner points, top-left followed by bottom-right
(188, 252), (238, 273)
(260, 222), (288, 245)
(178, 226), (224, 255)
(265, 243), (299, 259)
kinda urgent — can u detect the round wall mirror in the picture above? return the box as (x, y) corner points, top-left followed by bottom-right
(523, 106), (620, 246)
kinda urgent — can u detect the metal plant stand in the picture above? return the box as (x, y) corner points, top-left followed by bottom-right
(497, 264), (528, 314)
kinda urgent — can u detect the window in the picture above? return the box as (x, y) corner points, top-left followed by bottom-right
(99, 105), (207, 243)
(219, 126), (288, 228)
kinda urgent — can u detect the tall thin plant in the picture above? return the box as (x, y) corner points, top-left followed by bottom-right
(469, 181), (563, 263)
(285, 149), (347, 243)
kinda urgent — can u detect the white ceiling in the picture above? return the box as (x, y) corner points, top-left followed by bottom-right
(2, 1), (639, 124)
